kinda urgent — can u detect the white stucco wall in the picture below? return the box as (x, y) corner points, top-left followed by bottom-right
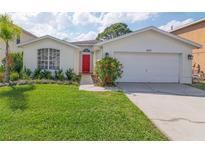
(22, 38), (80, 74)
(96, 30), (195, 83)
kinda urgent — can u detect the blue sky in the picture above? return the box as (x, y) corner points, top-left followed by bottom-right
(8, 12), (205, 41)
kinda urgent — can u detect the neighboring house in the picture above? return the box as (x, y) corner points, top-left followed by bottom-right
(0, 28), (37, 62)
(171, 18), (205, 77)
(18, 26), (201, 84)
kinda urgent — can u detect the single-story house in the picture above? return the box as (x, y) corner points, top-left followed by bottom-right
(18, 26), (201, 84)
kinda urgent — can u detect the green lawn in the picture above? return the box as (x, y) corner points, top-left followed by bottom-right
(0, 84), (167, 141)
(191, 81), (205, 90)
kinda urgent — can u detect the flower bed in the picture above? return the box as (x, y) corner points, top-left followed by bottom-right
(0, 79), (79, 87)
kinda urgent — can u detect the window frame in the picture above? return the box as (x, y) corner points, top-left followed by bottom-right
(37, 48), (60, 70)
(83, 48), (91, 53)
(16, 35), (20, 44)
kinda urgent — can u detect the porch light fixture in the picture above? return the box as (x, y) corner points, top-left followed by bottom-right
(188, 54), (193, 60)
(105, 52), (109, 57)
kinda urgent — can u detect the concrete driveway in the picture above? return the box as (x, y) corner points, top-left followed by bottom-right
(117, 83), (205, 141)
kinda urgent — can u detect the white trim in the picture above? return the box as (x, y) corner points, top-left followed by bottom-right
(113, 50), (184, 54)
(95, 26), (201, 48)
(17, 35), (80, 49)
(170, 18), (205, 32)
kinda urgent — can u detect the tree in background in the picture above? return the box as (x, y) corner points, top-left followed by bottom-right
(96, 23), (132, 41)
(0, 14), (21, 82)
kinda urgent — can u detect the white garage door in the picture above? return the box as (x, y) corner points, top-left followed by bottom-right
(114, 52), (180, 83)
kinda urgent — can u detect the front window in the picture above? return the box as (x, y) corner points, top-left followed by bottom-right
(83, 48), (91, 52)
(38, 48), (60, 70)
(49, 48), (60, 70)
(16, 35), (20, 44)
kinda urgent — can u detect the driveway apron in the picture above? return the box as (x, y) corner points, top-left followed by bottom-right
(118, 83), (205, 141)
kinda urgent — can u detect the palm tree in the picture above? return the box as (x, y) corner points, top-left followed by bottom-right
(0, 14), (21, 82)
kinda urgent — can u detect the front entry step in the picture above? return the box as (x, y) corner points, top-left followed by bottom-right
(79, 74), (119, 91)
(80, 74), (93, 85)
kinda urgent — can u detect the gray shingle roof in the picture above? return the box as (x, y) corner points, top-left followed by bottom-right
(71, 40), (100, 45)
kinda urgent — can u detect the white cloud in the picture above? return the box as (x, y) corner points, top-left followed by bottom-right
(159, 18), (193, 31)
(7, 12), (72, 39)
(27, 23), (69, 39)
(73, 31), (97, 41)
(9, 12), (39, 21)
(71, 12), (157, 31)
(72, 12), (100, 25)
(101, 12), (156, 25)
(98, 12), (157, 32)
(3, 12), (157, 41)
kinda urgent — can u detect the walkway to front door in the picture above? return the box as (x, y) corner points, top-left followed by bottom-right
(80, 74), (93, 85)
(82, 55), (90, 73)
(79, 74), (118, 91)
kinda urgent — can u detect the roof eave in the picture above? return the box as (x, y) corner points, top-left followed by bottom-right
(95, 26), (201, 49)
(18, 35), (80, 49)
(170, 18), (205, 33)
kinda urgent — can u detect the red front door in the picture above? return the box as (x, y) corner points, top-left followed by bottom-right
(82, 55), (90, 73)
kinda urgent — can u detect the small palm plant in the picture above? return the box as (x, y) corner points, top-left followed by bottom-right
(54, 69), (64, 81)
(65, 68), (74, 80)
(0, 14), (21, 82)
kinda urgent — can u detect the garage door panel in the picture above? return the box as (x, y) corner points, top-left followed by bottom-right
(115, 52), (179, 83)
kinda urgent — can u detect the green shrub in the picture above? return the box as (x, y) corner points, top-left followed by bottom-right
(72, 74), (81, 82)
(24, 67), (32, 77)
(19, 67), (32, 80)
(10, 72), (19, 81)
(54, 69), (64, 80)
(0, 65), (4, 73)
(40, 70), (52, 79)
(33, 68), (42, 79)
(65, 68), (81, 82)
(0, 72), (3, 82)
(22, 73), (30, 80)
(2, 52), (23, 74)
(11, 53), (23, 74)
(65, 68), (75, 80)
(95, 57), (123, 86)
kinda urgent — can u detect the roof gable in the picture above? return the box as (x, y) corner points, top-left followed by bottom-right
(18, 35), (80, 49)
(95, 26), (201, 48)
(71, 40), (100, 45)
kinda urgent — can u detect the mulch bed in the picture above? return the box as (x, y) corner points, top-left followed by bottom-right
(91, 74), (117, 87)
(0, 79), (79, 87)
(91, 74), (99, 85)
